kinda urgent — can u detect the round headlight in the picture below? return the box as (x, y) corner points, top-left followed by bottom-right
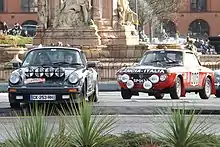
(126, 80), (134, 89)
(160, 74), (167, 81)
(25, 67), (34, 78)
(55, 67), (65, 77)
(117, 75), (122, 81)
(149, 74), (159, 83)
(35, 67), (44, 77)
(121, 74), (129, 83)
(68, 73), (80, 84)
(9, 72), (20, 84)
(143, 80), (152, 90)
(45, 67), (54, 77)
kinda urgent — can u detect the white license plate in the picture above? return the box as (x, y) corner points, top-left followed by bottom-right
(30, 95), (56, 101)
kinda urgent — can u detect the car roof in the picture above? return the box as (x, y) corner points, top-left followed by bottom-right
(145, 43), (194, 54)
(28, 46), (82, 52)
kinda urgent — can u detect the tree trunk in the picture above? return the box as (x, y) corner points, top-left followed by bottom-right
(149, 20), (153, 43)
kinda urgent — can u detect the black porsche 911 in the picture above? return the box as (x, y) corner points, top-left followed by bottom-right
(8, 46), (99, 108)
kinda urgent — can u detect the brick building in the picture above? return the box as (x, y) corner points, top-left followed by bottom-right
(0, 0), (38, 28)
(156, 0), (220, 38)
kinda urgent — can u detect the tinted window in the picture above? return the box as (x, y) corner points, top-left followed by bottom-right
(140, 50), (183, 65)
(190, 0), (207, 12)
(22, 48), (83, 67)
(184, 52), (200, 67)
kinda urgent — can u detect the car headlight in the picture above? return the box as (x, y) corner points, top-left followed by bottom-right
(126, 80), (134, 89)
(160, 74), (167, 81)
(215, 75), (220, 82)
(149, 74), (159, 83)
(68, 73), (80, 84)
(143, 80), (152, 90)
(121, 74), (129, 83)
(9, 72), (20, 84)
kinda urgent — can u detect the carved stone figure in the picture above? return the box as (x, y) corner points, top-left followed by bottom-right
(116, 0), (138, 25)
(53, 0), (94, 28)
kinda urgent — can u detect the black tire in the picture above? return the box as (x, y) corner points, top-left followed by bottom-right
(199, 77), (212, 99)
(10, 103), (20, 109)
(154, 93), (164, 99)
(170, 76), (182, 99)
(215, 90), (220, 98)
(88, 81), (99, 102)
(121, 89), (132, 99)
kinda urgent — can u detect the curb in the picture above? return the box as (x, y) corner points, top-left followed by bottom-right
(0, 82), (120, 92)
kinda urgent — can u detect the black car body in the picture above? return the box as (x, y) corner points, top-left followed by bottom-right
(8, 46), (99, 108)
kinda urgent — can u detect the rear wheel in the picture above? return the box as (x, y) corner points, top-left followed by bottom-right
(170, 76), (182, 99)
(88, 81), (99, 102)
(154, 93), (164, 99)
(199, 77), (212, 99)
(121, 89), (132, 99)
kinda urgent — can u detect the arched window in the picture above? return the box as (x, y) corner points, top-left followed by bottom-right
(22, 20), (38, 26)
(162, 19), (177, 37)
(188, 19), (209, 38)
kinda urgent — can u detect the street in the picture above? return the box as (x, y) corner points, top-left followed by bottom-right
(0, 92), (220, 142)
(0, 92), (220, 115)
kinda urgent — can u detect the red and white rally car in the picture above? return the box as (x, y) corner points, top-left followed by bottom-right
(116, 44), (216, 99)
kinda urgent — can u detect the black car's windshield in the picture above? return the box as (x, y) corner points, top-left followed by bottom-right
(139, 50), (183, 65)
(22, 48), (84, 67)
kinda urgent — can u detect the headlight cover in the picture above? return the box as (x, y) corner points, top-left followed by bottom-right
(160, 74), (167, 81)
(149, 74), (159, 83)
(68, 73), (80, 84)
(121, 74), (129, 83)
(9, 72), (20, 84)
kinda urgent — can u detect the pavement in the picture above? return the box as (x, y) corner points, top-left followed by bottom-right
(0, 81), (121, 92)
(0, 92), (220, 115)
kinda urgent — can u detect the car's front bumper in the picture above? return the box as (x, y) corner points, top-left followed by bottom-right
(8, 86), (82, 104)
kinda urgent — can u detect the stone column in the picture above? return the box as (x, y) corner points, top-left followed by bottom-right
(92, 0), (103, 28)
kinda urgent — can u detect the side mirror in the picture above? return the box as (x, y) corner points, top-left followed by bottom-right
(12, 62), (22, 69)
(87, 61), (96, 68)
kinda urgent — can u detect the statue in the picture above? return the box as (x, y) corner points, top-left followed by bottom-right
(116, 0), (138, 26)
(53, 0), (94, 28)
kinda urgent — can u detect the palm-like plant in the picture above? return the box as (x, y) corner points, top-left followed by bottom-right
(2, 103), (69, 147)
(60, 101), (118, 147)
(155, 107), (216, 147)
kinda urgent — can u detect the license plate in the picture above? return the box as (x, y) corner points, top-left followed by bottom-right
(30, 95), (56, 101)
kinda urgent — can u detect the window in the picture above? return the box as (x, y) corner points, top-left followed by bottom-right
(188, 19), (209, 39)
(184, 52), (200, 67)
(190, 0), (207, 12)
(140, 51), (183, 65)
(21, 0), (37, 12)
(0, 0), (4, 12)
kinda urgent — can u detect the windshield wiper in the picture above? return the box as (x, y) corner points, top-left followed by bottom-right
(52, 61), (83, 66)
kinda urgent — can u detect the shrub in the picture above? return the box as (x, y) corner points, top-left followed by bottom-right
(155, 107), (216, 147)
(0, 35), (32, 46)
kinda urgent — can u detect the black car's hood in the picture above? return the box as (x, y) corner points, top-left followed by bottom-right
(118, 65), (167, 74)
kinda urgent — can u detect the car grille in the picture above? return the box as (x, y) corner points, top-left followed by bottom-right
(129, 74), (152, 79)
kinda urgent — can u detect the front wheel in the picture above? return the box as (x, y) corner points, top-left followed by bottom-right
(154, 93), (164, 99)
(121, 89), (132, 99)
(10, 103), (20, 109)
(170, 76), (182, 99)
(199, 77), (212, 99)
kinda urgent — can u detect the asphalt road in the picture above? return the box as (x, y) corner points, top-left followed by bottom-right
(1, 92), (220, 142)
(0, 92), (220, 115)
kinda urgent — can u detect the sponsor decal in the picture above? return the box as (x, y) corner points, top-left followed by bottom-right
(122, 68), (165, 74)
(24, 78), (46, 84)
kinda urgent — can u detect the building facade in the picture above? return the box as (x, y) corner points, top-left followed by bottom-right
(162, 0), (220, 38)
(0, 0), (38, 28)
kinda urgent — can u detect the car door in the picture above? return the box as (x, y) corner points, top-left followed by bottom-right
(184, 52), (201, 89)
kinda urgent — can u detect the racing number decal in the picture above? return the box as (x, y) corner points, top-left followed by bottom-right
(191, 72), (199, 86)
